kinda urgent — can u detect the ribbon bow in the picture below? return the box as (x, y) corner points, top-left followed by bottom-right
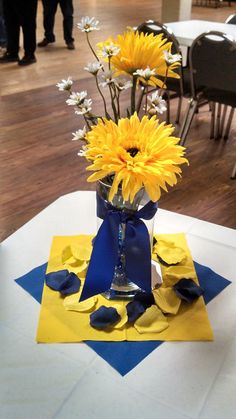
(80, 193), (158, 301)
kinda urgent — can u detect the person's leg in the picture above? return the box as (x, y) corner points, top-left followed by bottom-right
(0, 0), (7, 49)
(1, 0), (19, 59)
(0, 15), (7, 48)
(19, 0), (37, 64)
(59, 0), (74, 46)
(41, 0), (58, 43)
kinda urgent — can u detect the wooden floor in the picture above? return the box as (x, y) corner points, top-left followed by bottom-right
(1, 0), (236, 241)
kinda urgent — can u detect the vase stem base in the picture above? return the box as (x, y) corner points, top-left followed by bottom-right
(102, 281), (142, 300)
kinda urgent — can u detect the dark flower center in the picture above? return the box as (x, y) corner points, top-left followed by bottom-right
(127, 147), (139, 157)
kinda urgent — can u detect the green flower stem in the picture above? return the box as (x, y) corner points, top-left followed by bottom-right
(137, 85), (146, 114)
(86, 32), (99, 62)
(95, 75), (111, 119)
(145, 87), (149, 114)
(131, 75), (137, 114)
(112, 85), (120, 119)
(84, 115), (91, 129)
(109, 83), (118, 123)
(117, 91), (121, 119)
(160, 67), (169, 94)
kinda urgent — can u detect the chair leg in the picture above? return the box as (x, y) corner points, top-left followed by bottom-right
(231, 162), (236, 179)
(223, 107), (235, 140)
(215, 103), (221, 139)
(179, 98), (198, 146)
(210, 102), (216, 139)
(175, 96), (182, 125)
(219, 105), (227, 138)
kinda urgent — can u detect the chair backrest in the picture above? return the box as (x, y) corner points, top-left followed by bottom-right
(189, 31), (236, 98)
(137, 20), (181, 56)
(225, 13), (236, 24)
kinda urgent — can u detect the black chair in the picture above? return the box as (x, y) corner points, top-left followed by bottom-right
(225, 13), (236, 24)
(231, 162), (236, 179)
(193, 1), (231, 7)
(179, 31), (236, 146)
(137, 20), (191, 124)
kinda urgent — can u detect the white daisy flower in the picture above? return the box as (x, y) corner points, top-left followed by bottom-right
(56, 77), (73, 91)
(147, 91), (167, 115)
(66, 91), (87, 106)
(72, 126), (87, 141)
(75, 99), (92, 115)
(99, 70), (115, 88)
(134, 67), (156, 80)
(77, 16), (100, 33)
(101, 43), (120, 58)
(77, 145), (87, 157)
(84, 61), (103, 75)
(163, 50), (182, 65)
(114, 78), (133, 91)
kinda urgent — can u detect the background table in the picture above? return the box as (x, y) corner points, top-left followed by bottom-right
(167, 19), (236, 46)
(1, 191), (236, 419)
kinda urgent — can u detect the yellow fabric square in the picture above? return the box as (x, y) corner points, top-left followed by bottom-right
(36, 233), (214, 343)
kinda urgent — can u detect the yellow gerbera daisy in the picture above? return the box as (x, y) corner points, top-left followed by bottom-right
(97, 30), (180, 88)
(84, 113), (188, 203)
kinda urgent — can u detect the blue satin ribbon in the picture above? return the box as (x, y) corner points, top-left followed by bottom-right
(80, 193), (158, 301)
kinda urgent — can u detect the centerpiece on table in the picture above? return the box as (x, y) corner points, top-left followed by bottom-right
(57, 16), (188, 301)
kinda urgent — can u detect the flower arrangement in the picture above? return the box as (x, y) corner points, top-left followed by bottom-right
(57, 16), (188, 204)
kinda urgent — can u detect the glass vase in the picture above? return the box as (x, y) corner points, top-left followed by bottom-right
(97, 177), (155, 300)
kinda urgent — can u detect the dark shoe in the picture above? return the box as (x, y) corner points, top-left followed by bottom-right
(18, 55), (37, 66)
(0, 52), (19, 63)
(37, 38), (54, 47)
(67, 41), (75, 50)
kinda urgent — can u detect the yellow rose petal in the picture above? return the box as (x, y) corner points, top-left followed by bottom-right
(68, 260), (88, 273)
(112, 303), (128, 329)
(71, 243), (92, 261)
(65, 256), (80, 267)
(164, 265), (196, 287)
(61, 245), (72, 264)
(154, 239), (186, 265)
(153, 287), (181, 314)
(134, 305), (169, 334)
(63, 294), (97, 312)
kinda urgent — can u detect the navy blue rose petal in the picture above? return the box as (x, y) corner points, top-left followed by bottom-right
(173, 278), (204, 303)
(126, 300), (146, 323)
(59, 272), (81, 296)
(45, 270), (81, 296)
(134, 291), (155, 308)
(90, 306), (121, 330)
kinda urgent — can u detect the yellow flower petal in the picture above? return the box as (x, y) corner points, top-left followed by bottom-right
(98, 31), (180, 82)
(84, 113), (188, 203)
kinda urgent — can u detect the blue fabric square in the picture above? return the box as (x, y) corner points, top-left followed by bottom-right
(14, 260), (231, 375)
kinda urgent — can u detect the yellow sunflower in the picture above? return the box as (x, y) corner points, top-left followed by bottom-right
(84, 113), (188, 203)
(97, 30), (180, 88)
